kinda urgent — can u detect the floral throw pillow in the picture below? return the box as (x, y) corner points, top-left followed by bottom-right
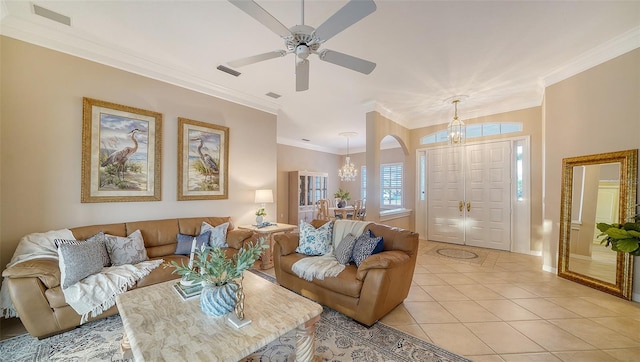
(104, 229), (149, 266)
(296, 220), (333, 256)
(201, 222), (230, 248)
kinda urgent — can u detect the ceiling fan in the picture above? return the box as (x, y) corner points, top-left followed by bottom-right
(227, 0), (377, 91)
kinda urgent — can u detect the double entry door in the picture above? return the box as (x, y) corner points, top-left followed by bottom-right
(427, 141), (511, 251)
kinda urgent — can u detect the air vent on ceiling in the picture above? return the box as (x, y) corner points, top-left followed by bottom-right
(302, 138), (310, 142)
(265, 92), (281, 99)
(33, 4), (71, 26)
(216, 65), (241, 77)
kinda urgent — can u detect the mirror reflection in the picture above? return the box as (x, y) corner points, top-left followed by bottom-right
(568, 163), (620, 284)
(558, 149), (637, 300)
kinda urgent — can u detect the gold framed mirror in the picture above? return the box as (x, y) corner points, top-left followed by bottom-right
(558, 149), (637, 299)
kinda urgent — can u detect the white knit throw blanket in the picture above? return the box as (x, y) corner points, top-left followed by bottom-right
(64, 260), (163, 324)
(1, 228), (71, 318)
(0, 228), (162, 323)
(292, 220), (370, 281)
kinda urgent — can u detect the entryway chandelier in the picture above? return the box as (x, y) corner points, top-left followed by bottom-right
(338, 132), (358, 182)
(448, 97), (466, 145)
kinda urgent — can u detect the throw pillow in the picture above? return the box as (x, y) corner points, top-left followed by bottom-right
(367, 229), (385, 255)
(296, 220), (333, 256)
(334, 233), (357, 265)
(104, 229), (149, 266)
(350, 232), (383, 267)
(55, 238), (106, 288)
(201, 222), (230, 248)
(175, 231), (211, 255)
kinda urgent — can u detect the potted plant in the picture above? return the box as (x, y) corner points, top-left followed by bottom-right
(334, 188), (351, 208)
(597, 206), (640, 255)
(255, 207), (267, 224)
(167, 239), (267, 316)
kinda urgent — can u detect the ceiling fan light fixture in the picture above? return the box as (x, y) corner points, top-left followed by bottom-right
(226, 0), (377, 92)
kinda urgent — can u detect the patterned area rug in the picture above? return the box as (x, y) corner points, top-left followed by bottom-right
(0, 271), (469, 361)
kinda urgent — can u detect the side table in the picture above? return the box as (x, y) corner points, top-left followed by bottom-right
(238, 223), (297, 269)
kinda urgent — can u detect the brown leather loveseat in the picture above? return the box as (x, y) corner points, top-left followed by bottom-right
(2, 216), (253, 339)
(273, 220), (419, 326)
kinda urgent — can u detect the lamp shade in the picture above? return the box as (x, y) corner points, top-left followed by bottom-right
(254, 189), (273, 204)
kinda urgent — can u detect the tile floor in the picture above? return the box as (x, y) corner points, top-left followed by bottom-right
(2, 239), (639, 362)
(379, 240), (640, 362)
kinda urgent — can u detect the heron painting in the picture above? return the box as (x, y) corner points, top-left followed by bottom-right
(81, 97), (162, 203)
(178, 117), (228, 200)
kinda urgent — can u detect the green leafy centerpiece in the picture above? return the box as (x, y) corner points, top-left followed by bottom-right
(334, 188), (350, 208)
(167, 239), (267, 316)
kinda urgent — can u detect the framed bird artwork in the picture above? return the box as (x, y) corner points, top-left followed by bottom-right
(81, 97), (162, 203)
(177, 117), (229, 200)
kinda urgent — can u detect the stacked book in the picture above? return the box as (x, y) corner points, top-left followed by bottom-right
(172, 281), (203, 300)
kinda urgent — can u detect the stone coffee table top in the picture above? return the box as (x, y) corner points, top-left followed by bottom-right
(116, 270), (322, 361)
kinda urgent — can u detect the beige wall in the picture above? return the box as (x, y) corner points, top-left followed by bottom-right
(544, 48), (640, 295)
(366, 112), (414, 230)
(0, 37), (277, 270)
(409, 107), (543, 251)
(276, 144), (341, 223)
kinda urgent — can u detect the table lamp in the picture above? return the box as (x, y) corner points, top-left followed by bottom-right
(254, 189), (273, 224)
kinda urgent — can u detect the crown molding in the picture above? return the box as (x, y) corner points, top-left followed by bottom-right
(543, 25), (640, 87)
(0, 10), (280, 115)
(277, 137), (341, 154)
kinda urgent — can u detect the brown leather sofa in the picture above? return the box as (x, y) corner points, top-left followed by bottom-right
(273, 220), (419, 326)
(2, 216), (253, 339)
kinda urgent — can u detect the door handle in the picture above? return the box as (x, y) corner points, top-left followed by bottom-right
(459, 201), (464, 212)
(466, 202), (471, 212)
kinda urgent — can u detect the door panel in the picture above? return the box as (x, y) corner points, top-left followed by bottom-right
(427, 147), (464, 244)
(465, 142), (511, 250)
(426, 141), (512, 251)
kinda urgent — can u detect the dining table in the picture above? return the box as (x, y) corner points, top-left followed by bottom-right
(329, 206), (355, 219)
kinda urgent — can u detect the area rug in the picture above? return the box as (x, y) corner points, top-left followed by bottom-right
(0, 271), (469, 361)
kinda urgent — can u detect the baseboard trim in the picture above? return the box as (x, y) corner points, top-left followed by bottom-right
(542, 264), (557, 274)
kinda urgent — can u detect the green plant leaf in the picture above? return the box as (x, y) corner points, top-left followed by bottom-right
(603, 227), (632, 240)
(614, 238), (640, 253)
(596, 223), (614, 232)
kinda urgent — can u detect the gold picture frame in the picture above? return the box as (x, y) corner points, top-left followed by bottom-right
(81, 97), (162, 203)
(178, 117), (229, 200)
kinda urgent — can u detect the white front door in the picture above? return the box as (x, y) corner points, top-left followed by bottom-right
(426, 141), (512, 251)
(464, 142), (512, 250)
(427, 146), (464, 245)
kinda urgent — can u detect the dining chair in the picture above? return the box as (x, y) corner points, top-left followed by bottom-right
(357, 198), (366, 220)
(317, 199), (331, 220)
(348, 199), (363, 220)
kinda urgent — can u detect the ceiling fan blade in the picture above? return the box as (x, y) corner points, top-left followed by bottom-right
(314, 0), (376, 42)
(296, 59), (310, 92)
(318, 49), (376, 74)
(227, 50), (286, 67)
(228, 0), (291, 38)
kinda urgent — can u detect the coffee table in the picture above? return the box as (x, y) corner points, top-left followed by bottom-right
(116, 271), (322, 361)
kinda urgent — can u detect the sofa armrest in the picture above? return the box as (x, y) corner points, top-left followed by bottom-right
(273, 233), (300, 256)
(2, 258), (60, 289)
(356, 251), (409, 281)
(226, 229), (254, 249)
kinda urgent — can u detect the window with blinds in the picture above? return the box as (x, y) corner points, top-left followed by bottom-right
(381, 163), (403, 206)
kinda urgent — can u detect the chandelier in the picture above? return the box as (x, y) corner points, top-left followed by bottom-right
(448, 98), (466, 145)
(338, 132), (358, 182)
